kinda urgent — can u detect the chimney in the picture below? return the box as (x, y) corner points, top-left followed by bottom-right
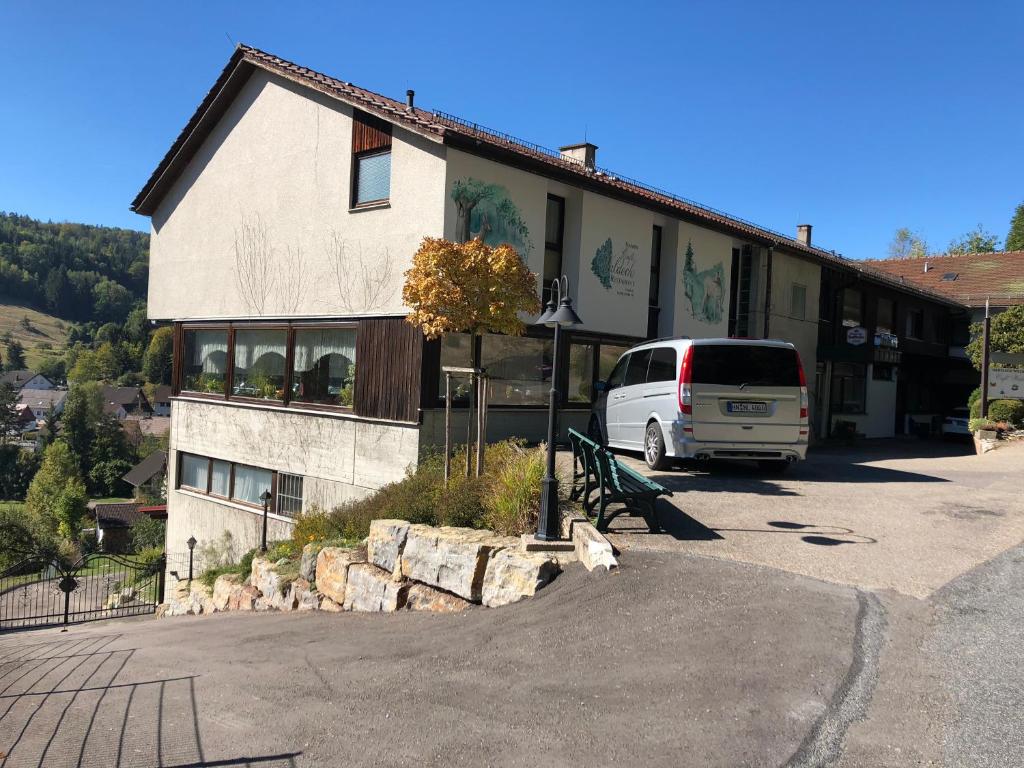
(796, 224), (812, 246)
(559, 142), (598, 170)
(923, 261), (931, 272)
(406, 89), (415, 112)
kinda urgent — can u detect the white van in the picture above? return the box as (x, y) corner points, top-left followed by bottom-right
(589, 338), (809, 471)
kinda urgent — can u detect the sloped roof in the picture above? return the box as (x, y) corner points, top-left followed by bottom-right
(863, 251), (1024, 307)
(123, 450), (167, 488)
(0, 370), (47, 389)
(131, 44), (967, 310)
(101, 385), (152, 411)
(18, 388), (66, 410)
(93, 503), (144, 529)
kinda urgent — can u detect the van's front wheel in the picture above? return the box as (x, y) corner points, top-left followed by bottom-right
(644, 423), (671, 471)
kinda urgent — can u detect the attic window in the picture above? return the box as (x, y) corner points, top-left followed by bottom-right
(941, 272), (959, 282)
(351, 110), (392, 207)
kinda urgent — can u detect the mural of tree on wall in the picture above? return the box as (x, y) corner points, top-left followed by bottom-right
(682, 241), (725, 324)
(451, 178), (532, 254)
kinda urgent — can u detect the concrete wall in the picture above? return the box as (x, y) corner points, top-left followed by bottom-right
(165, 398), (419, 561)
(148, 69), (446, 321)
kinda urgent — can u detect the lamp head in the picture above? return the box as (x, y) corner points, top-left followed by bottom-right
(549, 294), (583, 327)
(260, 489), (272, 504)
(186, 536), (197, 551)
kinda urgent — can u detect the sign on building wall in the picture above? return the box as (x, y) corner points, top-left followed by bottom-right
(988, 368), (1024, 400)
(846, 326), (868, 346)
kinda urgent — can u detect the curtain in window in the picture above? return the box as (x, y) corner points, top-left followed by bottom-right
(292, 329), (356, 404)
(233, 330), (287, 373)
(189, 330), (228, 373)
(232, 464), (273, 506)
(210, 460), (231, 497)
(180, 454), (208, 491)
(293, 329), (355, 370)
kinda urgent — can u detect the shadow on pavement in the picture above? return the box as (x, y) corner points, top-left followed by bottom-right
(0, 632), (300, 768)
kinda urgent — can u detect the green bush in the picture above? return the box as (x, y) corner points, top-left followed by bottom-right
(131, 517), (165, 552)
(987, 399), (1024, 426)
(969, 418), (999, 433)
(480, 440), (545, 536)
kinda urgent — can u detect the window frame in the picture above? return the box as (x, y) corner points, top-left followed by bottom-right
(351, 148), (393, 208)
(841, 288), (863, 328)
(905, 308), (925, 340)
(542, 194), (565, 303)
(175, 321), (358, 413)
(176, 452), (293, 514)
(790, 283), (807, 321)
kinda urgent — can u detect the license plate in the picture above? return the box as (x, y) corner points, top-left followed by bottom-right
(728, 401), (768, 414)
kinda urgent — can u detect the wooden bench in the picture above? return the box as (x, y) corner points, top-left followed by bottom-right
(567, 428), (672, 533)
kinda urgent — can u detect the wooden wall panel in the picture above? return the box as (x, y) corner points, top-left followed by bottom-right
(352, 110), (392, 154)
(354, 318), (423, 423)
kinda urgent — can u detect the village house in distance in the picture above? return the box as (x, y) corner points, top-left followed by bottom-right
(132, 45), (976, 561)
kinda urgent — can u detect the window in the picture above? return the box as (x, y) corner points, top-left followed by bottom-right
(606, 355), (629, 390)
(482, 335), (552, 406)
(568, 342), (596, 403)
(599, 344), (630, 382)
(292, 327), (356, 407)
(906, 308), (924, 340)
(180, 454), (209, 491)
(233, 329), (288, 401)
(648, 226), (663, 338)
(177, 323), (357, 411)
(647, 347), (676, 382)
(210, 459), (231, 497)
(790, 284), (807, 321)
(353, 151), (391, 205)
(543, 195), (565, 302)
(624, 349), (652, 387)
(232, 464), (274, 506)
(842, 289), (862, 327)
(182, 329), (228, 394)
(830, 363), (867, 414)
(876, 297), (895, 332)
(692, 345), (802, 387)
(872, 364), (895, 382)
(177, 453), (301, 514)
(438, 333), (474, 404)
(351, 110), (392, 207)
(276, 473), (304, 518)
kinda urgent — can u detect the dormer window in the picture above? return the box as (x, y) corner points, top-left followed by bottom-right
(351, 110), (392, 208)
(941, 272), (959, 282)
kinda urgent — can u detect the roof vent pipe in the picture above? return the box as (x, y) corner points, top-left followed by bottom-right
(406, 89), (415, 112)
(923, 261), (931, 273)
(796, 224), (812, 246)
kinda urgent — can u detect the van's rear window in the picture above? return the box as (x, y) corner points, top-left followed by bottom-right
(692, 345), (801, 387)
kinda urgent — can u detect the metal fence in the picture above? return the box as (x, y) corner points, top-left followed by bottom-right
(0, 552), (165, 632)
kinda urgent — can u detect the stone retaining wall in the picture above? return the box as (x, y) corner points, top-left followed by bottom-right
(159, 520), (568, 618)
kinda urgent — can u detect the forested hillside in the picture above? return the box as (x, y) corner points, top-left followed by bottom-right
(0, 212), (148, 322)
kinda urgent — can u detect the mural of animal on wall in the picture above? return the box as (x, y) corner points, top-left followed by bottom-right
(682, 241), (725, 324)
(451, 178), (533, 255)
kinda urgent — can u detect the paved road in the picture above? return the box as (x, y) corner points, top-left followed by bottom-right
(2, 440), (1021, 767)
(0, 554), (859, 768)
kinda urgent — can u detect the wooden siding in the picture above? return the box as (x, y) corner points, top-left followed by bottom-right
(351, 110), (392, 154)
(354, 318), (423, 423)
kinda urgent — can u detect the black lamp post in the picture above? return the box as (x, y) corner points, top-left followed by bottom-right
(535, 276), (582, 540)
(186, 536), (197, 582)
(260, 489), (272, 553)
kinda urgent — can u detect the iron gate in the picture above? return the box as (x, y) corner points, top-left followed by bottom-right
(0, 552), (165, 631)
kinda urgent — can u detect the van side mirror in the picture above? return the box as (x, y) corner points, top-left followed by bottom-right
(594, 380), (608, 393)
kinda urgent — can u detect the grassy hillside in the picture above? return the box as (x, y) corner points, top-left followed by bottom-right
(0, 303), (69, 372)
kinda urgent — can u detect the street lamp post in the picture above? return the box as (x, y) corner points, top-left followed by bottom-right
(186, 536), (197, 582)
(535, 276), (582, 541)
(260, 489), (272, 553)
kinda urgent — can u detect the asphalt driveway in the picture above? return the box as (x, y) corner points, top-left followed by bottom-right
(605, 439), (1024, 598)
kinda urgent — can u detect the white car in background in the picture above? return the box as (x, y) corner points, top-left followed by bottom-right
(941, 407), (971, 437)
(589, 337), (810, 472)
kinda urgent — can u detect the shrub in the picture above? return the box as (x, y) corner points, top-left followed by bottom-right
(987, 399), (1024, 426)
(969, 418), (1000, 433)
(480, 440), (545, 536)
(131, 517), (166, 552)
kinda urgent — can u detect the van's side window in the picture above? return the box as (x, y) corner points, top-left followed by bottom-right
(647, 347), (676, 382)
(606, 355), (630, 390)
(624, 350), (652, 387)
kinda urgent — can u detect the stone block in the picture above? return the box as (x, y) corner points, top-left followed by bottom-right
(231, 585), (260, 611)
(404, 583), (471, 613)
(212, 573), (243, 611)
(320, 596), (344, 612)
(189, 581), (215, 615)
(289, 577), (321, 611)
(300, 543), (321, 582)
(572, 519), (617, 571)
(342, 563), (409, 612)
(250, 557), (282, 601)
(315, 546), (366, 605)
(367, 519), (411, 576)
(400, 525), (516, 602)
(481, 549), (560, 608)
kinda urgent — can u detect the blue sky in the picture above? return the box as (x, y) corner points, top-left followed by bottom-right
(1, 1), (1021, 260)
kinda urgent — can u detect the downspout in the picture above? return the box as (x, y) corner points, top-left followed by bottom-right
(762, 244), (775, 338)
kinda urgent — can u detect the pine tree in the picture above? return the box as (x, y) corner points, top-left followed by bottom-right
(1006, 203), (1024, 252)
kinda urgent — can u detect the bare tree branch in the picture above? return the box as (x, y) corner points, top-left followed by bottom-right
(233, 214), (273, 316)
(326, 232), (397, 314)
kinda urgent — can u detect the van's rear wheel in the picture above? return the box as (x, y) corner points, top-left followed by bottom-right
(644, 423), (671, 471)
